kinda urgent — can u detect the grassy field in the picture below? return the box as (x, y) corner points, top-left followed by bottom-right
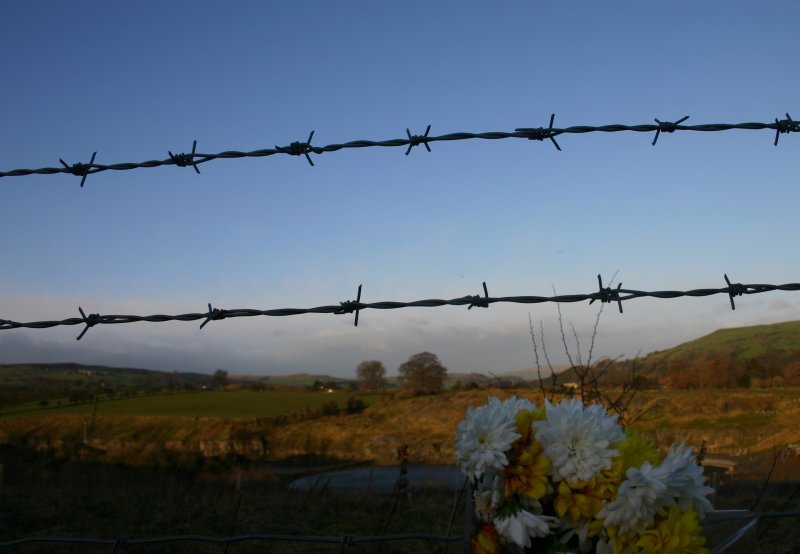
(2, 388), (800, 552)
(1, 390), (380, 419)
(4, 388), (800, 464)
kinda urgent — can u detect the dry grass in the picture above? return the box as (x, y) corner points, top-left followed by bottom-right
(3, 388), (800, 468)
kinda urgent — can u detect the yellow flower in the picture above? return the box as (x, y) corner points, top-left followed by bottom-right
(606, 525), (641, 554)
(512, 407), (547, 445)
(635, 508), (708, 553)
(501, 409), (550, 500)
(471, 523), (500, 554)
(554, 480), (603, 522)
(503, 438), (551, 500)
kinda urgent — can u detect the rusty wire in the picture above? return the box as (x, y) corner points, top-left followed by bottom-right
(1, 114), (797, 184)
(1, 275), (799, 340)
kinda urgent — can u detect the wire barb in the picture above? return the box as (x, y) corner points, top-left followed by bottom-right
(339, 534), (355, 553)
(59, 151), (97, 187)
(515, 114), (561, 151)
(276, 131), (316, 166)
(76, 306), (100, 340)
(200, 303), (227, 329)
(724, 273), (746, 310)
(589, 274), (624, 313)
(774, 113), (798, 146)
(336, 284), (363, 327)
(467, 282), (490, 309)
(168, 140), (200, 174)
(652, 116), (690, 145)
(405, 125), (432, 155)
(111, 536), (128, 553)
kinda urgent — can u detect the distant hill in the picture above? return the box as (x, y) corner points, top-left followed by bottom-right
(0, 362), (213, 391)
(645, 320), (800, 362)
(552, 320), (800, 389)
(0, 363), (365, 395)
(262, 373), (354, 387)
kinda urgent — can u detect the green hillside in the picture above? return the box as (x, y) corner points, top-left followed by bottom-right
(554, 320), (800, 389)
(649, 320), (800, 361)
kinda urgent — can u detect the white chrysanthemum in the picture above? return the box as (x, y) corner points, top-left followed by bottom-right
(557, 517), (594, 553)
(533, 399), (625, 484)
(652, 442), (714, 517)
(494, 508), (555, 548)
(499, 395), (536, 418)
(600, 442), (714, 534)
(598, 462), (667, 533)
(456, 398), (521, 480)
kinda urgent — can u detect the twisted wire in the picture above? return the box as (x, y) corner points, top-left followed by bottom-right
(0, 532), (464, 550)
(0, 511), (797, 550)
(2, 276), (798, 340)
(1, 114), (796, 182)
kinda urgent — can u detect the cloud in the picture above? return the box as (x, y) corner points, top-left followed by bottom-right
(767, 299), (795, 312)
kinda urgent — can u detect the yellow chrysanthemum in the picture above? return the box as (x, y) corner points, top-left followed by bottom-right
(501, 408), (551, 500)
(554, 480), (603, 522)
(471, 523), (500, 554)
(635, 508), (707, 553)
(513, 407), (546, 437)
(503, 439), (551, 500)
(606, 525), (641, 554)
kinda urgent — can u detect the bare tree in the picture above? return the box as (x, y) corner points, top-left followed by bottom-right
(356, 360), (387, 392)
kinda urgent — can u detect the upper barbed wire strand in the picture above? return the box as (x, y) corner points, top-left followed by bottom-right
(1, 115), (796, 180)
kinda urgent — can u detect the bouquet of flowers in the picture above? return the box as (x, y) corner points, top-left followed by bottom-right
(455, 396), (713, 553)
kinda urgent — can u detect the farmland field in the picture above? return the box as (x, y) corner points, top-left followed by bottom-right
(0, 390), (379, 419)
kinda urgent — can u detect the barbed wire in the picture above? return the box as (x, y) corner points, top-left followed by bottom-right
(702, 510), (800, 554)
(1, 275), (798, 340)
(1, 511), (797, 552)
(0, 531), (464, 552)
(1, 114), (797, 185)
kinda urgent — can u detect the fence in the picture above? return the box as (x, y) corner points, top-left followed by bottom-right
(1, 512), (799, 552)
(2, 114), (799, 551)
(0, 532), (465, 552)
(1, 276), (799, 339)
(0, 114), (797, 186)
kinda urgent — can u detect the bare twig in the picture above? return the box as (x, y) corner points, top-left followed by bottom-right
(750, 444), (786, 512)
(528, 313), (547, 400)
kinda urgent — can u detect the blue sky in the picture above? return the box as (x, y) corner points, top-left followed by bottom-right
(1, 1), (799, 377)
